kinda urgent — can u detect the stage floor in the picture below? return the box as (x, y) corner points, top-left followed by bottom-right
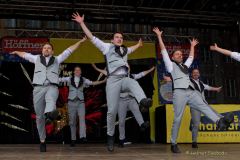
(0, 143), (239, 160)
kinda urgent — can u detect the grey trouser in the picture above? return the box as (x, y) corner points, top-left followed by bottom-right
(106, 76), (146, 136)
(33, 85), (59, 141)
(171, 88), (221, 144)
(68, 99), (86, 140)
(190, 103), (222, 142)
(118, 96), (144, 140)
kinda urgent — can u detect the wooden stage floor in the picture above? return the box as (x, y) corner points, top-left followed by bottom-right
(0, 143), (239, 160)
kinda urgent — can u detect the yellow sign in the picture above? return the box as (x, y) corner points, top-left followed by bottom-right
(166, 104), (240, 143)
(50, 38), (156, 63)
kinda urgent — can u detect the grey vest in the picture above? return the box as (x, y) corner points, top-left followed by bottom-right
(68, 76), (85, 100)
(32, 55), (59, 85)
(105, 44), (128, 75)
(170, 62), (194, 89)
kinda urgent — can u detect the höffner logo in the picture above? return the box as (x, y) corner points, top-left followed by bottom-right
(2, 38), (49, 53)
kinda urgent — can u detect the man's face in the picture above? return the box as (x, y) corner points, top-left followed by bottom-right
(172, 50), (183, 63)
(111, 33), (123, 46)
(192, 69), (200, 80)
(42, 44), (53, 57)
(74, 67), (82, 77)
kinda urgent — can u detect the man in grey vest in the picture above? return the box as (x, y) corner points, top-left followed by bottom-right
(59, 66), (106, 147)
(72, 12), (152, 152)
(92, 64), (154, 147)
(190, 68), (222, 148)
(153, 27), (234, 153)
(10, 37), (86, 152)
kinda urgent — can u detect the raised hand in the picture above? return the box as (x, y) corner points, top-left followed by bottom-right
(216, 86), (222, 93)
(210, 43), (219, 51)
(72, 12), (84, 24)
(190, 38), (199, 47)
(153, 27), (163, 37)
(138, 38), (143, 47)
(80, 36), (87, 43)
(10, 51), (17, 55)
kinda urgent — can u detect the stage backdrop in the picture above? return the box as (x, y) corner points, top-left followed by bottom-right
(166, 104), (240, 143)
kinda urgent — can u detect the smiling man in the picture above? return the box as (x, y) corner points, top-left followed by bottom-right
(10, 37), (86, 152)
(72, 12), (152, 152)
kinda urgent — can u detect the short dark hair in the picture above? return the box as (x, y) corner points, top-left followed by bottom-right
(74, 66), (81, 71)
(172, 49), (183, 55)
(192, 68), (199, 72)
(112, 32), (124, 39)
(42, 42), (54, 50)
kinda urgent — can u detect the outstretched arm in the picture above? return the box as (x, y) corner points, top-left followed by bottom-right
(210, 43), (240, 62)
(57, 36), (87, 63)
(210, 43), (232, 56)
(91, 78), (107, 86)
(59, 77), (71, 83)
(10, 51), (26, 58)
(128, 38), (143, 54)
(72, 12), (109, 54)
(153, 27), (173, 72)
(131, 66), (155, 80)
(72, 12), (93, 40)
(142, 66), (155, 76)
(92, 63), (107, 76)
(184, 38), (199, 67)
(204, 84), (222, 93)
(10, 51), (37, 63)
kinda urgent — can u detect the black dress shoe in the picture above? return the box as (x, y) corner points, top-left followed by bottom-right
(40, 142), (46, 152)
(217, 118), (227, 130)
(224, 112), (234, 126)
(79, 137), (87, 143)
(45, 110), (61, 124)
(192, 142), (198, 148)
(171, 144), (181, 153)
(70, 140), (76, 147)
(139, 98), (152, 112)
(107, 135), (114, 152)
(217, 113), (234, 131)
(45, 109), (60, 120)
(118, 139), (124, 148)
(140, 121), (150, 131)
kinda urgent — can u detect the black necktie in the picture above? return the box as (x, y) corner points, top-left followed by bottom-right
(115, 45), (128, 57)
(174, 62), (189, 74)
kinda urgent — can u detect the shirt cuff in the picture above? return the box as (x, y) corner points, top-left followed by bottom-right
(67, 48), (73, 53)
(91, 36), (97, 43)
(230, 52), (239, 58)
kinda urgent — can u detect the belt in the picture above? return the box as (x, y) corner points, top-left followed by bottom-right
(108, 74), (128, 78)
(174, 86), (195, 91)
(68, 98), (84, 102)
(33, 83), (59, 87)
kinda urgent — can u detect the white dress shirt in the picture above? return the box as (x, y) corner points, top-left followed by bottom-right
(59, 76), (93, 87)
(131, 71), (145, 80)
(192, 79), (211, 91)
(23, 48), (73, 64)
(230, 52), (240, 62)
(161, 49), (194, 73)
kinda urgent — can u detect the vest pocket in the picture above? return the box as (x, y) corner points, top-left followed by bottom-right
(109, 60), (118, 63)
(51, 71), (58, 75)
(174, 77), (183, 81)
(34, 71), (41, 73)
